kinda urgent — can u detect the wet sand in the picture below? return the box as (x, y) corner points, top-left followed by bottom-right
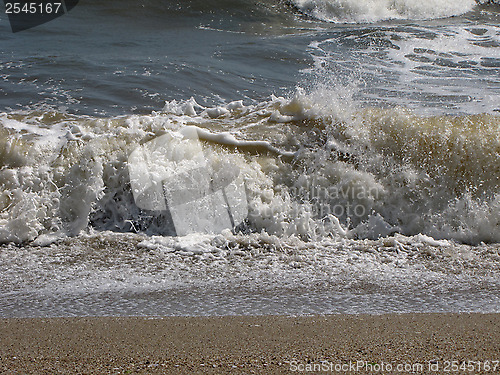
(1, 314), (499, 374)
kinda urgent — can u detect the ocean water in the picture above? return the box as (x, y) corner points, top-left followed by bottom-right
(0, 0), (499, 317)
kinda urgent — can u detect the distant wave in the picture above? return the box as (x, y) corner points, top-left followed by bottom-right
(290, 0), (478, 23)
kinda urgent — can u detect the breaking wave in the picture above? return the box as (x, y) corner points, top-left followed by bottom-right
(1, 86), (499, 245)
(290, 0), (478, 23)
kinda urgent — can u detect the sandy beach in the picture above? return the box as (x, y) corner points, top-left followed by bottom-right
(1, 314), (499, 374)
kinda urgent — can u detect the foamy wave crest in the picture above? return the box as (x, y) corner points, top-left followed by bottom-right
(292, 0), (477, 22)
(0, 88), (499, 245)
(262, 87), (500, 244)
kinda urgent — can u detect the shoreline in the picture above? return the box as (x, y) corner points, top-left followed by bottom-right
(1, 313), (499, 374)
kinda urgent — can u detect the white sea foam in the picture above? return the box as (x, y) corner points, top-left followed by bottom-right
(1, 229), (498, 316)
(292, 0), (477, 23)
(307, 23), (500, 115)
(1, 99), (498, 316)
(0, 83), (499, 245)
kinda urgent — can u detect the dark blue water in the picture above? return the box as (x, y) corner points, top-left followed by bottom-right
(0, 0), (313, 115)
(1, 0), (499, 116)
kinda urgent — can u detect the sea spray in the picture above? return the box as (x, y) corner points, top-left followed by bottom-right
(1, 90), (498, 244)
